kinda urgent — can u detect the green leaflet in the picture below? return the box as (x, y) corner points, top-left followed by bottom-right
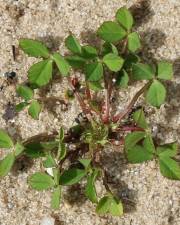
(59, 168), (86, 185)
(97, 21), (126, 43)
(0, 130), (14, 148)
(157, 142), (177, 158)
(103, 53), (124, 72)
(28, 100), (41, 119)
(125, 131), (146, 149)
(16, 85), (34, 101)
(52, 53), (70, 76)
(28, 59), (53, 86)
(157, 61), (173, 80)
(116, 69), (129, 88)
(115, 7), (133, 30)
(132, 63), (154, 80)
(28, 172), (55, 190)
(14, 142), (24, 157)
(85, 62), (103, 81)
(127, 32), (141, 52)
(65, 35), (82, 54)
(146, 80), (166, 107)
(19, 39), (50, 58)
(81, 45), (98, 59)
(133, 108), (148, 129)
(0, 153), (15, 177)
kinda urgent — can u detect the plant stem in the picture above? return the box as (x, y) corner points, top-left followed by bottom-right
(112, 81), (151, 122)
(117, 126), (144, 132)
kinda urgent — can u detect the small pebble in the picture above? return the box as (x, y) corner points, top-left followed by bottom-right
(40, 216), (55, 225)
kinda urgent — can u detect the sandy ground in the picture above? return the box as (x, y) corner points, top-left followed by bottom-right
(0, 0), (180, 224)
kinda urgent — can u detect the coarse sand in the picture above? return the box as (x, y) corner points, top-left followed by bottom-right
(0, 0), (180, 225)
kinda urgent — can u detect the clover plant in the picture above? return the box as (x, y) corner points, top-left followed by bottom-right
(0, 7), (179, 216)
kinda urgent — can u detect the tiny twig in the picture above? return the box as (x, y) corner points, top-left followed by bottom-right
(113, 81), (152, 122)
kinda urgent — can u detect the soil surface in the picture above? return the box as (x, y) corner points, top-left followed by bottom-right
(0, 0), (180, 225)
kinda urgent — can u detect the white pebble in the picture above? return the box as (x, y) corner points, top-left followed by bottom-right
(40, 217), (55, 225)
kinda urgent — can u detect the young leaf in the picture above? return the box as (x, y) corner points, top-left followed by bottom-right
(116, 69), (129, 88)
(65, 55), (86, 69)
(85, 62), (103, 81)
(126, 144), (154, 163)
(81, 45), (98, 59)
(51, 186), (61, 209)
(96, 196), (111, 215)
(125, 131), (146, 149)
(85, 169), (99, 203)
(128, 32), (141, 52)
(97, 21), (126, 43)
(28, 59), (53, 86)
(17, 85), (34, 101)
(65, 35), (82, 54)
(158, 156), (180, 180)
(132, 63), (154, 80)
(133, 108), (148, 129)
(0, 130), (14, 148)
(16, 102), (29, 112)
(14, 142), (24, 157)
(103, 53), (124, 72)
(52, 53), (70, 76)
(157, 142), (178, 158)
(0, 153), (15, 177)
(28, 100), (41, 119)
(19, 39), (50, 58)
(116, 7), (133, 31)
(146, 80), (166, 107)
(28, 172), (55, 190)
(157, 61), (173, 80)
(59, 168), (86, 185)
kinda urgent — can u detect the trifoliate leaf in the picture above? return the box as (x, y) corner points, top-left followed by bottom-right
(17, 85), (34, 101)
(132, 63), (154, 80)
(59, 168), (86, 185)
(0, 130), (14, 148)
(65, 35), (82, 54)
(158, 156), (180, 180)
(85, 62), (103, 81)
(133, 108), (148, 129)
(146, 80), (166, 107)
(128, 32), (141, 52)
(28, 59), (53, 86)
(16, 102), (29, 112)
(115, 7), (133, 30)
(125, 131), (146, 149)
(28, 172), (55, 190)
(51, 186), (61, 209)
(85, 169), (99, 203)
(126, 144), (154, 163)
(28, 100), (41, 119)
(116, 69), (129, 88)
(52, 53), (70, 76)
(103, 53), (124, 72)
(0, 153), (15, 177)
(157, 61), (173, 80)
(97, 21), (126, 43)
(157, 142), (178, 158)
(81, 45), (98, 59)
(66, 55), (86, 69)
(14, 142), (24, 157)
(19, 39), (50, 58)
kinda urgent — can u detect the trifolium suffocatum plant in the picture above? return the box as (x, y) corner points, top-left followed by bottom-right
(0, 7), (179, 216)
